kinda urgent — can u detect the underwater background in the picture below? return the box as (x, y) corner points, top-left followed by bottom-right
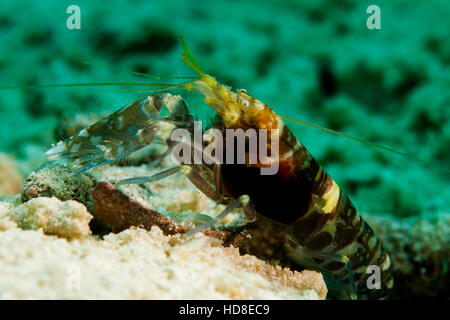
(0, 0), (448, 298)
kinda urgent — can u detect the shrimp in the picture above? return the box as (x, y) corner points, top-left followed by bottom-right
(101, 38), (393, 299)
(34, 38), (395, 299)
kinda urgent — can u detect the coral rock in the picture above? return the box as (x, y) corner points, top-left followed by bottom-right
(10, 197), (93, 239)
(21, 166), (95, 209)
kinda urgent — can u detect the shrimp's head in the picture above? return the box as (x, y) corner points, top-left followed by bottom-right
(179, 37), (282, 131)
(187, 75), (282, 131)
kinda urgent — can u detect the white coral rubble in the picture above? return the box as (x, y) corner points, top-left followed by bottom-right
(0, 202), (17, 231)
(0, 226), (326, 299)
(10, 197), (92, 239)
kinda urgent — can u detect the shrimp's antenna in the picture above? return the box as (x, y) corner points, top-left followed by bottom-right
(81, 61), (195, 81)
(180, 36), (204, 76)
(279, 114), (450, 174)
(0, 82), (188, 91)
(0, 39), (203, 92)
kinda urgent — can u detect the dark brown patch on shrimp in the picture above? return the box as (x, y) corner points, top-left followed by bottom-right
(292, 210), (330, 243)
(334, 221), (362, 251)
(305, 231), (333, 251)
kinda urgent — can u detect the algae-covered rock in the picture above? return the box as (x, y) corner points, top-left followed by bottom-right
(368, 213), (450, 299)
(21, 166), (96, 210)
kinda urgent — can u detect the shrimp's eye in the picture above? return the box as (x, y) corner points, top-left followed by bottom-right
(242, 99), (250, 107)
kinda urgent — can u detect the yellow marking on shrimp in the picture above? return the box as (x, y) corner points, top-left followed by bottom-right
(336, 240), (361, 257)
(315, 167), (323, 181)
(321, 180), (340, 213)
(381, 255), (391, 270)
(281, 140), (302, 161)
(352, 211), (361, 225)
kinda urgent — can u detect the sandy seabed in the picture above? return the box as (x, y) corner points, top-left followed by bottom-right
(0, 200), (326, 299)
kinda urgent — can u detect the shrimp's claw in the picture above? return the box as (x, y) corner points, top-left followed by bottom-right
(46, 93), (194, 173)
(183, 194), (253, 239)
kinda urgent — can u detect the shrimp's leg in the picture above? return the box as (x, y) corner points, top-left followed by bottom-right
(117, 164), (256, 237)
(118, 133), (227, 199)
(116, 165), (221, 202)
(285, 240), (357, 300)
(183, 194), (254, 238)
(145, 143), (176, 168)
(117, 136), (257, 237)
